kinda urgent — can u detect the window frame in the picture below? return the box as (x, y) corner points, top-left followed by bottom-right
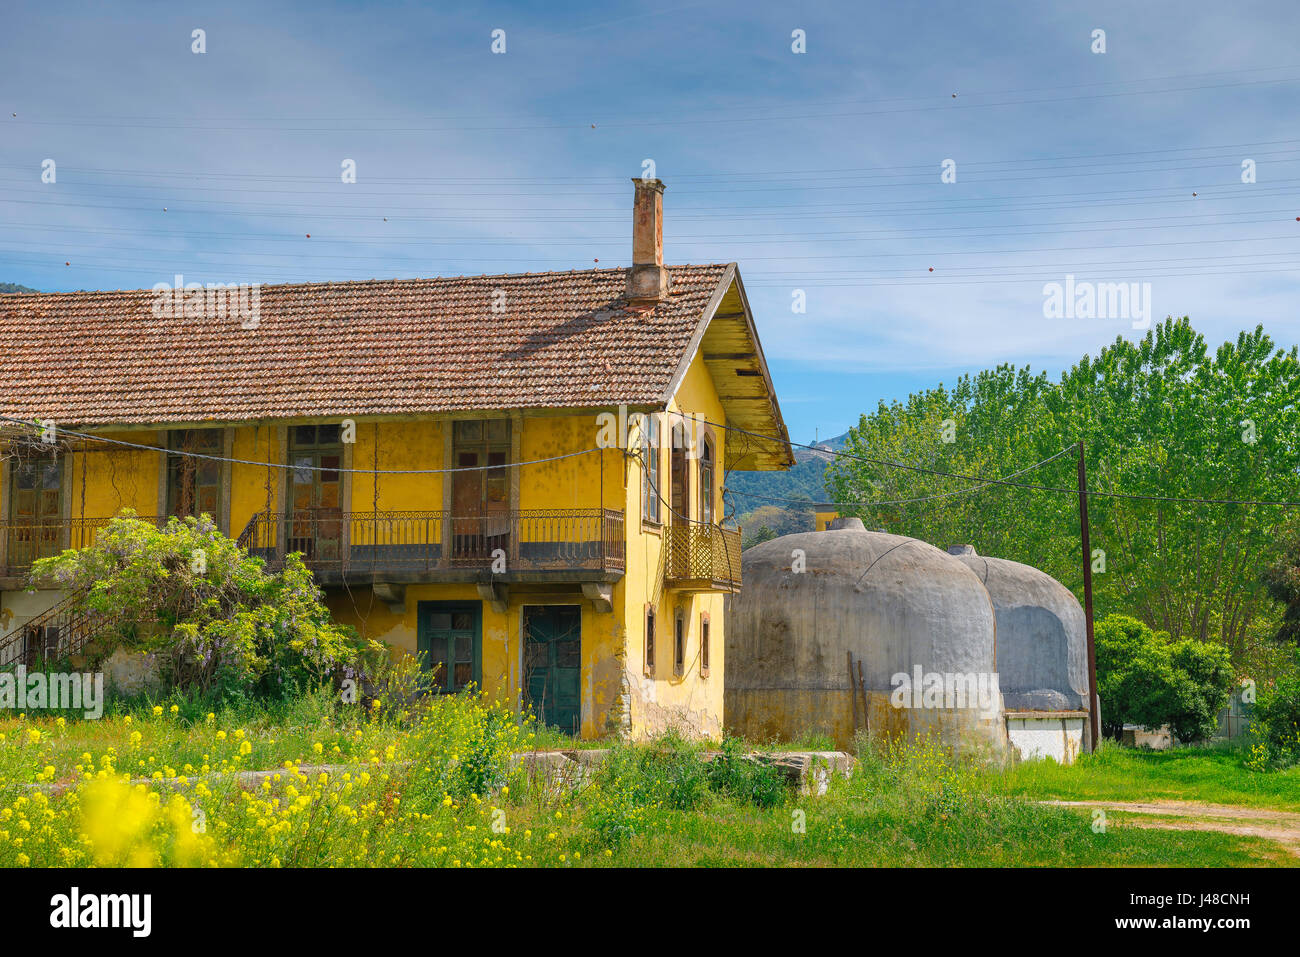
(644, 604), (656, 676)
(669, 420), (690, 524)
(165, 428), (224, 522)
(673, 609), (686, 677)
(698, 431), (715, 524)
(641, 414), (661, 525)
(700, 612), (711, 678)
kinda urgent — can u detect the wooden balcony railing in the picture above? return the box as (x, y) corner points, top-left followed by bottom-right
(238, 508), (626, 578)
(664, 522), (742, 591)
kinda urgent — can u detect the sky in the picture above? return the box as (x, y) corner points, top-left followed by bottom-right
(2, 0), (1298, 443)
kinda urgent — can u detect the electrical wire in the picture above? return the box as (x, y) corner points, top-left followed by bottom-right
(0, 415), (603, 475)
(726, 444), (1076, 509)
(698, 417), (1300, 508)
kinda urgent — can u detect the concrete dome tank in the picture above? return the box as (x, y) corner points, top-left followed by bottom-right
(947, 546), (1089, 713)
(948, 545), (1092, 764)
(725, 519), (1006, 757)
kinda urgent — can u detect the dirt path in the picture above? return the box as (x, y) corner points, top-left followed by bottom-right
(1042, 799), (1300, 857)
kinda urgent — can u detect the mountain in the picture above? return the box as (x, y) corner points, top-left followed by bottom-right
(0, 282), (38, 293)
(726, 430), (850, 544)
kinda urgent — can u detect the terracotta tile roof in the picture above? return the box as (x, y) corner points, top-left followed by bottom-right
(0, 265), (732, 426)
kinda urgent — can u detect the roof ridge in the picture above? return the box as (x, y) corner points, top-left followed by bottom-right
(0, 263), (733, 299)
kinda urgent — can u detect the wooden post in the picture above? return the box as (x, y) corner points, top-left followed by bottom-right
(1077, 441), (1101, 751)
(857, 659), (869, 734)
(848, 651), (859, 730)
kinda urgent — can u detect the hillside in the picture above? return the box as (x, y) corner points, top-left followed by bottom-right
(726, 430), (848, 545)
(0, 282), (38, 293)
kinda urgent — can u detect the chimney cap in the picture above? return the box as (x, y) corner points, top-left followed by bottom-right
(631, 177), (666, 192)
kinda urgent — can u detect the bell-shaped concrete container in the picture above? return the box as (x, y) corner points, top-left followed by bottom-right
(950, 546), (1091, 763)
(725, 519), (1006, 757)
(948, 547), (1089, 712)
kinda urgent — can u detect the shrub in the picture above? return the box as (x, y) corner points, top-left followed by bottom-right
(1095, 614), (1235, 743)
(1250, 665), (1300, 769)
(30, 512), (364, 702)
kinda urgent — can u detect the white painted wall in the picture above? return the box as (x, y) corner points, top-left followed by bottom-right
(1, 588), (65, 635)
(1007, 715), (1085, 765)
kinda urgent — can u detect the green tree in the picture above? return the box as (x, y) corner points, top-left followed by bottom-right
(825, 319), (1300, 661)
(1094, 614), (1234, 743)
(1261, 536), (1300, 646)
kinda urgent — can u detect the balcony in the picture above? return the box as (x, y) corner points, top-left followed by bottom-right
(0, 515), (166, 584)
(664, 522), (742, 592)
(238, 508), (626, 585)
(0, 510), (625, 589)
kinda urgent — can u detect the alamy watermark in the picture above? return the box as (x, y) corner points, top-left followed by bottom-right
(889, 666), (1000, 719)
(596, 405), (712, 459)
(152, 274), (261, 328)
(0, 666), (103, 719)
(1043, 275), (1151, 329)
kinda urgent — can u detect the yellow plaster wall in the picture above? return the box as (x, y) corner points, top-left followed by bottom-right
(229, 424), (280, 535)
(37, 394), (737, 743)
(351, 420), (443, 512)
(618, 351), (728, 741)
(67, 431), (163, 519)
(326, 581), (628, 739)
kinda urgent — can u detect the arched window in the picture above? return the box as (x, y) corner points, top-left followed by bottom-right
(698, 434), (715, 524)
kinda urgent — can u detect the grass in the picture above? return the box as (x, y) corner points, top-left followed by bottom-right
(1, 694), (1295, 867)
(993, 739), (1300, 812)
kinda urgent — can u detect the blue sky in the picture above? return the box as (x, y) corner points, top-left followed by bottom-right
(3, 0), (1298, 443)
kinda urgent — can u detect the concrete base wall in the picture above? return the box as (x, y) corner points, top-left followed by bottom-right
(1006, 713), (1085, 765)
(726, 686), (1008, 759)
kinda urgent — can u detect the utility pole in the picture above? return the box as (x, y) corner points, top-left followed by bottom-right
(1077, 440), (1101, 751)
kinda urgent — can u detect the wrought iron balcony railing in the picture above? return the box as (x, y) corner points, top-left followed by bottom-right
(0, 515), (166, 579)
(237, 508), (626, 578)
(664, 521), (742, 591)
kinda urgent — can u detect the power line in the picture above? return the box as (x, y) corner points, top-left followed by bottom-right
(727, 444), (1077, 509)
(5, 136), (1299, 184)
(4, 209), (1294, 248)
(700, 418), (1300, 508)
(0, 415), (603, 476)
(10, 70), (1300, 133)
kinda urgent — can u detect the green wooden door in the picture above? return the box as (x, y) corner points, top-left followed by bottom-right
(418, 602), (481, 694)
(523, 605), (581, 735)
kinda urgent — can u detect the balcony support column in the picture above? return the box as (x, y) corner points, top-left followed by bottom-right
(581, 582), (613, 612)
(477, 581), (509, 613)
(373, 581), (406, 614)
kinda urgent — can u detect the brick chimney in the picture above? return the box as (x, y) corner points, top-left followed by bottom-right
(626, 177), (671, 304)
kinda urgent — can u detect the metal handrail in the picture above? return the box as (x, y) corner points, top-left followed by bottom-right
(237, 507), (626, 575)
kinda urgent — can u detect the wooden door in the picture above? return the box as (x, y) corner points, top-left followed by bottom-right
(9, 459), (62, 569)
(450, 420), (510, 564)
(523, 605), (581, 735)
(286, 425), (343, 564)
(670, 423), (689, 523)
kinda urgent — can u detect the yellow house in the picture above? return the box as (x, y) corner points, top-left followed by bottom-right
(813, 507), (841, 532)
(0, 178), (793, 740)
